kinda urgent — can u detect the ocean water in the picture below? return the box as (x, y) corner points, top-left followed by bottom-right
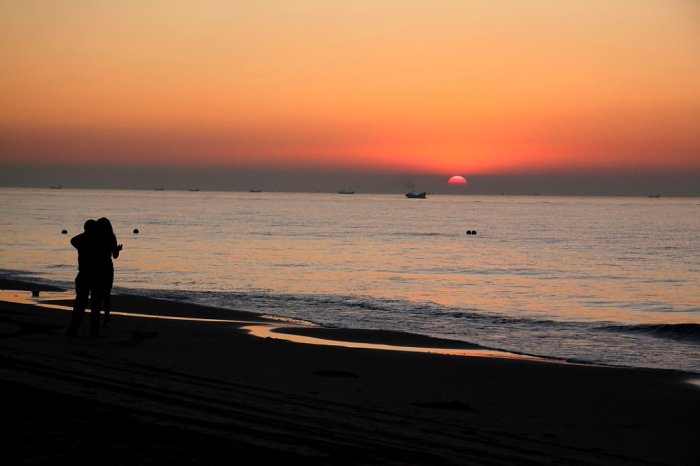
(1, 187), (699, 373)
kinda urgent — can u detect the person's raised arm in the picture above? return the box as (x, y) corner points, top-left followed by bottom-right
(70, 233), (84, 249)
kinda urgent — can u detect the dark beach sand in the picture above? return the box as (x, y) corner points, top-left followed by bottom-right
(1, 279), (699, 465)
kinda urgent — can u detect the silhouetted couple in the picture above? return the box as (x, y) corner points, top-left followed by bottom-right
(66, 217), (122, 337)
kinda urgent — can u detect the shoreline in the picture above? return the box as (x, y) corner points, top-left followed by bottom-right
(2, 278), (699, 465)
(8, 277), (698, 373)
(3, 286), (549, 363)
(2, 276), (699, 377)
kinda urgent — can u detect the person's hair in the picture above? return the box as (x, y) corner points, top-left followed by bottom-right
(96, 217), (114, 236)
(84, 219), (97, 232)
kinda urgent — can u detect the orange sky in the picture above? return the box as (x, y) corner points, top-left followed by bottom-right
(1, 1), (699, 175)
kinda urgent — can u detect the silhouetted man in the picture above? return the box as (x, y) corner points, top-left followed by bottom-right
(66, 219), (104, 337)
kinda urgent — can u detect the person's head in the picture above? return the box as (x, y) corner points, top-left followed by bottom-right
(84, 219), (97, 233)
(96, 217), (114, 235)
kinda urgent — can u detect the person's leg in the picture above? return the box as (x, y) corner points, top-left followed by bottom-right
(67, 274), (89, 336)
(89, 290), (103, 338)
(102, 274), (114, 326)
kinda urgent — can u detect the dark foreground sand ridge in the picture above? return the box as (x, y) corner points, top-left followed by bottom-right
(1, 278), (699, 465)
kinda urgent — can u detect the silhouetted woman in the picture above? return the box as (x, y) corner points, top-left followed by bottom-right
(96, 217), (122, 326)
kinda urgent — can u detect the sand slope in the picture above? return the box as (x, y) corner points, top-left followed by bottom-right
(1, 281), (699, 465)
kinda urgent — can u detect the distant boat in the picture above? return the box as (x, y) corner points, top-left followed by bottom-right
(249, 189), (262, 193)
(405, 183), (426, 199)
(189, 188), (200, 192)
(648, 195), (660, 198)
(49, 186), (62, 189)
(154, 188), (164, 191)
(338, 188), (355, 194)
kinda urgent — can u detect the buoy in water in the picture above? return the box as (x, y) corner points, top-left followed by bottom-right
(61, 230), (68, 234)
(133, 229), (139, 234)
(466, 230), (477, 235)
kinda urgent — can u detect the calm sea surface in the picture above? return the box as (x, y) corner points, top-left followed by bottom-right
(1, 187), (699, 373)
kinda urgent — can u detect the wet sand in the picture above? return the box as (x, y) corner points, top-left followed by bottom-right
(1, 279), (699, 465)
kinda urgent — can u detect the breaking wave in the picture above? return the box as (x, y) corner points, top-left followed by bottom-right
(597, 323), (700, 343)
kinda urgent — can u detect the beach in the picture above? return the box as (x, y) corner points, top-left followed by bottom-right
(1, 278), (698, 465)
(3, 189), (699, 373)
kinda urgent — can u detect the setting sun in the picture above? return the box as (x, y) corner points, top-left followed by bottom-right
(447, 176), (467, 184)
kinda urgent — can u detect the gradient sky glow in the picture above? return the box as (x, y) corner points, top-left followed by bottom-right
(1, 1), (699, 176)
